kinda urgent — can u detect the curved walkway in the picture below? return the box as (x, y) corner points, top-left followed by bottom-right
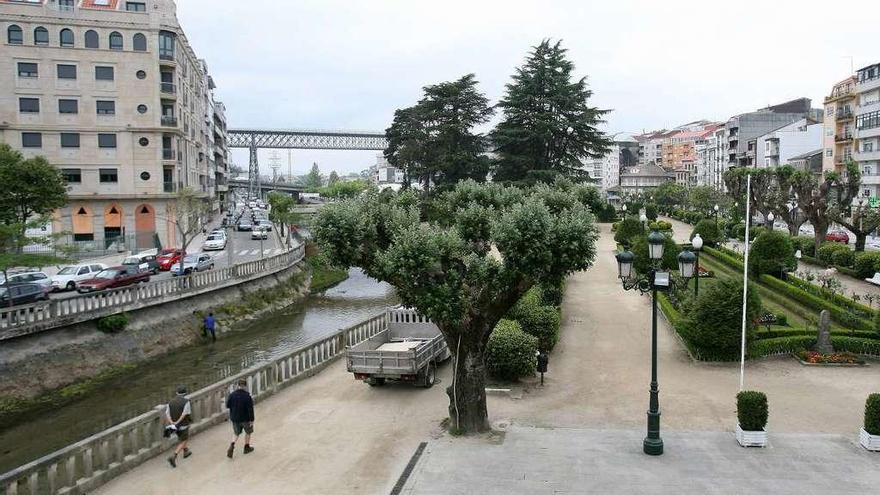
(95, 224), (880, 494)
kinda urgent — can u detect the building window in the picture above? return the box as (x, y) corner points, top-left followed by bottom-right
(22, 132), (42, 148)
(96, 100), (116, 115)
(857, 111), (880, 131)
(57, 64), (77, 80)
(60, 133), (80, 148)
(109, 31), (123, 50)
(8, 25), (23, 45)
(99, 168), (118, 183)
(140, 171), (151, 181)
(866, 143), (875, 152)
(158, 30), (175, 60)
(98, 134), (117, 148)
(126, 1), (146, 11)
(95, 66), (114, 81)
(61, 168), (81, 183)
(132, 33), (147, 51)
(60, 28), (74, 47)
(84, 29), (98, 48)
(139, 137), (149, 147)
(865, 189), (872, 197)
(34, 27), (48, 45)
(136, 70), (147, 79)
(17, 62), (38, 78)
(19, 98), (39, 113)
(58, 99), (78, 114)
(137, 104), (148, 114)
(58, 0), (74, 11)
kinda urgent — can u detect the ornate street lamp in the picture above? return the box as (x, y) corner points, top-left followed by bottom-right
(713, 204), (720, 228)
(767, 211), (775, 231)
(622, 203), (628, 219)
(615, 230), (696, 456)
(640, 212), (648, 230)
(690, 234), (703, 296)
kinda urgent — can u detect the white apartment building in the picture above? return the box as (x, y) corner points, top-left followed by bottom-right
(0, 0), (227, 250)
(855, 63), (880, 199)
(752, 119), (823, 169)
(371, 153), (405, 191)
(584, 133), (638, 192)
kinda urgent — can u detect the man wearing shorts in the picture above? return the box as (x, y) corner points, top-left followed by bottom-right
(226, 379), (255, 458)
(165, 386), (193, 468)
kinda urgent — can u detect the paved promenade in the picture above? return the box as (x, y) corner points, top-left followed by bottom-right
(94, 224), (880, 494)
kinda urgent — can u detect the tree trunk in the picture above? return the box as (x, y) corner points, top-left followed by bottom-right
(814, 225), (828, 254)
(787, 223), (799, 237)
(445, 340), (490, 434)
(855, 233), (867, 252)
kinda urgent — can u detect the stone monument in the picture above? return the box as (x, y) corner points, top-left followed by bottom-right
(814, 309), (833, 354)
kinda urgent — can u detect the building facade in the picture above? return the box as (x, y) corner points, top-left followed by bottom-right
(822, 77), (857, 175)
(584, 133), (639, 192)
(750, 118), (823, 169)
(617, 163), (674, 196)
(0, 0), (227, 249)
(726, 98), (820, 169)
(855, 63), (880, 199)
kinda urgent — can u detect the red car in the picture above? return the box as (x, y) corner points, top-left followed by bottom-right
(157, 248), (185, 271)
(76, 266), (151, 293)
(825, 231), (849, 243)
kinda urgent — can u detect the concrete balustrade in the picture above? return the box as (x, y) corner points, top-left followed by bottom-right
(0, 309), (412, 495)
(0, 244), (305, 341)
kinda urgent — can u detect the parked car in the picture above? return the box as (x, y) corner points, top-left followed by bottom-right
(157, 248), (185, 271)
(170, 253), (214, 276)
(825, 231), (850, 243)
(251, 227), (269, 240)
(203, 234), (227, 251)
(0, 271), (52, 294)
(122, 253), (160, 274)
(50, 263), (108, 291)
(77, 266), (151, 293)
(0, 283), (49, 307)
(237, 220), (254, 231)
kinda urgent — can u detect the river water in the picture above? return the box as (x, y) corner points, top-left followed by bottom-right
(0, 269), (396, 474)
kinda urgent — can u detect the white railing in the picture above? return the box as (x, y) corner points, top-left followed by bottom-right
(0, 244), (305, 341)
(0, 309), (428, 495)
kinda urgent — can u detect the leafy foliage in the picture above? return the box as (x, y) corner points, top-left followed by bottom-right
(791, 236), (816, 258)
(97, 313), (129, 334)
(491, 40), (610, 183)
(652, 182), (687, 208)
(508, 287), (561, 351)
(831, 248), (855, 268)
(690, 219), (721, 247)
(817, 242), (851, 265)
(613, 218), (644, 247)
(748, 231), (796, 277)
(630, 233), (680, 275)
(679, 278), (763, 361)
(303, 163), (324, 190)
(486, 320), (537, 381)
(865, 394), (880, 435)
(854, 251), (880, 279)
(318, 180), (371, 200)
(737, 391), (769, 431)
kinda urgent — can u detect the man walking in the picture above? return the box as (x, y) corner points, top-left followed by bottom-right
(165, 386), (193, 468)
(226, 379), (255, 458)
(204, 312), (216, 342)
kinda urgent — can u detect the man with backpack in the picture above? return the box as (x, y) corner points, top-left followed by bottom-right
(226, 379), (255, 458)
(165, 386), (193, 468)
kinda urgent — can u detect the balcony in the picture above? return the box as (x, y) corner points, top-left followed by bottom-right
(728, 134), (738, 142)
(161, 116), (178, 127)
(824, 89), (854, 104)
(836, 109), (854, 121)
(857, 76), (880, 93)
(159, 51), (175, 62)
(835, 133), (853, 142)
(856, 150), (880, 162)
(163, 181), (176, 193)
(856, 126), (880, 140)
(160, 82), (176, 95)
(862, 174), (880, 185)
(162, 149), (176, 160)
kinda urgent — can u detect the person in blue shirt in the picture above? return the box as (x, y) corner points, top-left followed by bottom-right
(204, 312), (216, 342)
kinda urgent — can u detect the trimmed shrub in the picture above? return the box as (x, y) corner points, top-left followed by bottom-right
(613, 217), (645, 247)
(791, 236), (816, 258)
(678, 278), (763, 361)
(785, 275), (875, 319)
(854, 251), (880, 279)
(731, 223), (763, 241)
(648, 220), (672, 232)
(748, 230), (796, 278)
(516, 305), (561, 351)
(831, 248), (855, 268)
(539, 279), (565, 307)
(737, 391), (769, 431)
(690, 219), (721, 246)
(759, 275), (874, 331)
(510, 286), (542, 317)
(631, 233), (680, 275)
(703, 246), (745, 272)
(817, 242), (850, 265)
(644, 203), (658, 221)
(775, 313), (788, 326)
(97, 313), (129, 334)
(865, 394), (880, 435)
(486, 319), (537, 381)
(832, 336), (880, 356)
(748, 336), (815, 357)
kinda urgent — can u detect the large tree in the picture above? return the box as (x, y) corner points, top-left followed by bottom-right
(652, 182), (687, 208)
(790, 163), (858, 253)
(766, 165), (807, 237)
(827, 162), (875, 251)
(492, 40), (611, 184)
(384, 105), (427, 190)
(303, 163), (324, 191)
(171, 188), (211, 272)
(0, 144), (67, 246)
(314, 179), (598, 433)
(267, 192), (301, 245)
(724, 168), (775, 228)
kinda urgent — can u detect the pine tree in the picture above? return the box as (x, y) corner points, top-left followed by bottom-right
(492, 40), (612, 184)
(328, 171), (340, 186)
(304, 163), (323, 191)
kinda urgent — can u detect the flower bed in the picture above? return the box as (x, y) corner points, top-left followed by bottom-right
(797, 350), (866, 366)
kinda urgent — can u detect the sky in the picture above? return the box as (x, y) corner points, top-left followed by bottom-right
(177, 0), (880, 177)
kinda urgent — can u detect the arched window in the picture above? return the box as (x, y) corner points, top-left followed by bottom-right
(8, 25), (23, 45)
(132, 33), (146, 51)
(109, 31), (123, 50)
(84, 30), (98, 49)
(34, 27), (49, 45)
(60, 28), (74, 47)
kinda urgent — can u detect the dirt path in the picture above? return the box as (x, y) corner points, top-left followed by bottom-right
(96, 224), (880, 494)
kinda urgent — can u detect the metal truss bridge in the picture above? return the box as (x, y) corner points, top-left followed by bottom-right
(227, 128), (387, 198)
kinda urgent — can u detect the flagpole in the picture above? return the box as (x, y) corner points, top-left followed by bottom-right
(739, 174), (751, 391)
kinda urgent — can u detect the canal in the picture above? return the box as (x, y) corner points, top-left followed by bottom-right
(0, 269), (397, 474)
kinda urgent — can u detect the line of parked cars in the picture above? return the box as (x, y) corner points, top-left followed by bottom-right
(0, 271), (52, 307)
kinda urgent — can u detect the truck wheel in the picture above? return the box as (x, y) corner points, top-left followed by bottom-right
(367, 377), (385, 387)
(421, 363), (436, 388)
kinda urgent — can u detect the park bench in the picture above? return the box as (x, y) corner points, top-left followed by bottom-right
(865, 273), (880, 286)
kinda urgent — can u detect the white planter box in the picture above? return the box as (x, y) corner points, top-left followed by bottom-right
(860, 428), (880, 451)
(736, 423), (767, 447)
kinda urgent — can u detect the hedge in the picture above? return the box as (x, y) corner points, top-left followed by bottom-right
(748, 336), (816, 357)
(854, 251), (880, 279)
(801, 254), (861, 278)
(486, 320), (538, 381)
(817, 242), (851, 265)
(785, 275), (876, 319)
(758, 274), (874, 330)
(791, 236), (816, 257)
(508, 285), (562, 351)
(755, 327), (878, 340)
(703, 246), (744, 272)
(831, 249), (855, 268)
(831, 336), (880, 357)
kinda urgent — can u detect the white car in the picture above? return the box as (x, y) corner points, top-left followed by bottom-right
(251, 227), (269, 240)
(203, 234), (227, 250)
(50, 263), (108, 291)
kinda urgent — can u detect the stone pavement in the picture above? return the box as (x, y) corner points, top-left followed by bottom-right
(402, 425), (880, 495)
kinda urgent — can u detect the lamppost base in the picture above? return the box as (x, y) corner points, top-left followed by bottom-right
(643, 437), (664, 455)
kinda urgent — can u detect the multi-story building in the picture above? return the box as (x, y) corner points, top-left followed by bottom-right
(749, 118), (823, 169)
(583, 133), (639, 192)
(0, 0), (227, 249)
(787, 149), (823, 176)
(854, 63), (880, 199)
(726, 98), (820, 169)
(617, 163), (674, 196)
(635, 130), (669, 167)
(822, 77), (857, 175)
(371, 153), (405, 191)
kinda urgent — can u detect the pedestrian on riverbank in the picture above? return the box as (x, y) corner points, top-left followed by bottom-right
(226, 379), (255, 459)
(203, 312), (216, 342)
(165, 386), (193, 468)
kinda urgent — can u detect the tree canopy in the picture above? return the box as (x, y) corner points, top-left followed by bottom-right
(314, 179), (598, 433)
(491, 40), (611, 184)
(0, 144), (67, 229)
(303, 163), (324, 191)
